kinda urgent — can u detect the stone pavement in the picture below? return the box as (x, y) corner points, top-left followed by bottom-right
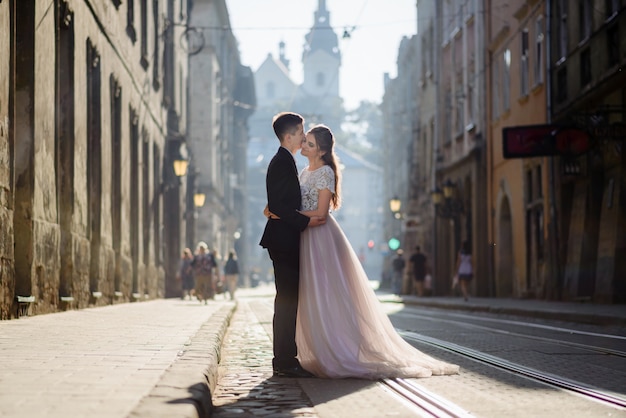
(394, 293), (626, 327)
(0, 297), (235, 418)
(1, 284), (624, 418)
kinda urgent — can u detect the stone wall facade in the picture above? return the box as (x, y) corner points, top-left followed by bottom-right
(0, 0), (189, 318)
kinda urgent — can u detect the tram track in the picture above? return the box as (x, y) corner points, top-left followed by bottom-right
(399, 331), (626, 410)
(393, 310), (626, 358)
(380, 377), (473, 418)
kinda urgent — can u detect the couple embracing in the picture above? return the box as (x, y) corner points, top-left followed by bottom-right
(260, 112), (459, 379)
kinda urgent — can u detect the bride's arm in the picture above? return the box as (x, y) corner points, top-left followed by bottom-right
(299, 189), (332, 218)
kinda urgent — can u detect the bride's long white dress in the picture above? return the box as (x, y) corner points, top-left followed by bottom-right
(295, 165), (460, 379)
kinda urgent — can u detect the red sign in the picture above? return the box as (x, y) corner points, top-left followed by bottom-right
(503, 125), (591, 158)
(554, 128), (592, 155)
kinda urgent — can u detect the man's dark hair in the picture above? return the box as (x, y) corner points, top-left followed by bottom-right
(272, 112), (303, 142)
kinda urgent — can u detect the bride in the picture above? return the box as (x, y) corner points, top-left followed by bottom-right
(293, 124), (459, 379)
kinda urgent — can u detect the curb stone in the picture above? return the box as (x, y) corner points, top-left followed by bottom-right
(129, 302), (236, 418)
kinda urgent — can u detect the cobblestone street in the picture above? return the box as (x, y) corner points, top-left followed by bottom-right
(212, 300), (318, 417)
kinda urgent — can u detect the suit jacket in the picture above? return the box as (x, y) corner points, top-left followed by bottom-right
(259, 147), (309, 252)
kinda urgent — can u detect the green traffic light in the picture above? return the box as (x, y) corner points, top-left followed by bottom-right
(388, 238), (400, 251)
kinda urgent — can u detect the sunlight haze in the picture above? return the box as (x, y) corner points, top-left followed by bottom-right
(225, 0), (417, 110)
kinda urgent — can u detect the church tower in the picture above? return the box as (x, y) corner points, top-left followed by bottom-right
(301, 0), (341, 98)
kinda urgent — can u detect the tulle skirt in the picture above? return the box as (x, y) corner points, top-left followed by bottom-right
(296, 215), (460, 379)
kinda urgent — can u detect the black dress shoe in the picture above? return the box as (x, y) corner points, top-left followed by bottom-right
(272, 366), (314, 378)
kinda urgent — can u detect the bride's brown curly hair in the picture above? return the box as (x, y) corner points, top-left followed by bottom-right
(307, 124), (341, 210)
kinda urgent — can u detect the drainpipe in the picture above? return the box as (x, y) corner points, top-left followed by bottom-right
(432, 1), (442, 295)
(546, 0), (562, 299)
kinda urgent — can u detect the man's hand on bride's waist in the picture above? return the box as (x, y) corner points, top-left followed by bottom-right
(308, 216), (326, 227)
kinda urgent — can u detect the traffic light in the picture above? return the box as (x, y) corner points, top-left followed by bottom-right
(367, 240), (375, 250)
(388, 238), (400, 251)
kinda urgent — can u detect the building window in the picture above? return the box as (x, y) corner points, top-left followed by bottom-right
(142, 132), (150, 267)
(316, 72), (325, 87)
(535, 206), (545, 261)
(526, 169), (533, 204)
(467, 77), (474, 126)
(492, 58), (500, 120)
(556, 67), (567, 103)
(557, 0), (568, 61)
(456, 95), (464, 136)
(266, 82), (275, 99)
(579, 0), (592, 42)
(605, 0), (619, 19)
(126, 0), (136, 43)
(607, 25), (620, 67)
(580, 48), (591, 87)
(421, 35), (428, 83)
(152, 0), (160, 90)
(534, 16), (544, 86)
(152, 144), (161, 266)
(140, 0), (148, 69)
(535, 165), (543, 198)
(465, 0), (475, 17)
(444, 90), (452, 143)
(502, 49), (511, 112)
(521, 29), (529, 97)
(429, 25), (435, 76)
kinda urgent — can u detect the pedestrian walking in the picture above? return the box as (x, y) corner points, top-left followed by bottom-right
(409, 246), (428, 297)
(391, 249), (406, 294)
(223, 251), (240, 300)
(455, 240), (473, 301)
(177, 248), (194, 300)
(192, 242), (217, 303)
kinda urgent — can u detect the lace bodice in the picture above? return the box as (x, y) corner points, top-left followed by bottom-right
(299, 165), (335, 212)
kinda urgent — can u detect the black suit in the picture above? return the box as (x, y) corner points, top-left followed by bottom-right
(259, 147), (309, 369)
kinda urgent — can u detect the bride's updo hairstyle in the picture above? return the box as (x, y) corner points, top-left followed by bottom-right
(307, 124), (341, 210)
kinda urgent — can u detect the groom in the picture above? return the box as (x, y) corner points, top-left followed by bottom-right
(260, 112), (325, 378)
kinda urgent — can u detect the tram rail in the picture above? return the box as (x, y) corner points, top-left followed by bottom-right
(380, 377), (473, 418)
(393, 310), (626, 358)
(399, 330), (626, 410)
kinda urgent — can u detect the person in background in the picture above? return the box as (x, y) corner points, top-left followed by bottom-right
(455, 240), (473, 301)
(191, 242), (217, 303)
(223, 251), (240, 300)
(391, 249), (406, 294)
(212, 249), (225, 297)
(409, 246), (427, 297)
(177, 248), (195, 300)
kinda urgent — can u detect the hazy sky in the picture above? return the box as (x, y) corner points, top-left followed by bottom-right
(225, 0), (417, 110)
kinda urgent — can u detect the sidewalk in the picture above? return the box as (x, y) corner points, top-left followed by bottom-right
(392, 293), (626, 327)
(1, 287), (624, 418)
(0, 297), (236, 418)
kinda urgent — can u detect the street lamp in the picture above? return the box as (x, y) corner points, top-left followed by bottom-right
(389, 196), (402, 219)
(431, 179), (464, 219)
(193, 192), (206, 207)
(173, 159), (189, 177)
(431, 179), (466, 256)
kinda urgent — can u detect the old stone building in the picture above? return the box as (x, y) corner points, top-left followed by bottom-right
(0, 0), (190, 318)
(186, 0), (255, 275)
(548, 0), (626, 303)
(487, 1), (551, 299)
(383, 1), (487, 296)
(384, 0), (625, 304)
